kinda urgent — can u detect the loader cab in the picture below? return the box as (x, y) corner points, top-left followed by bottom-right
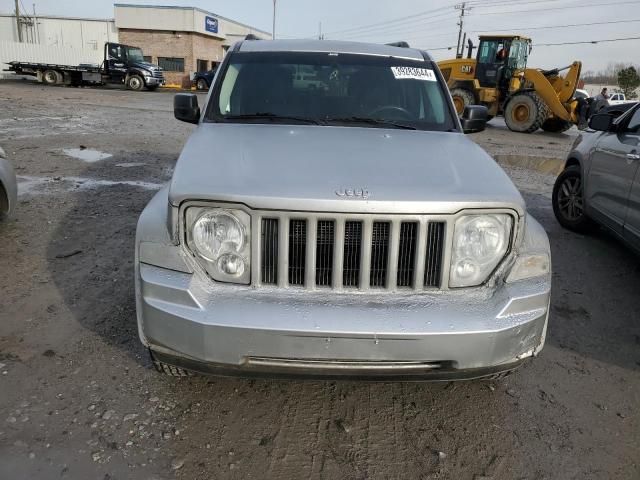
(476, 35), (531, 93)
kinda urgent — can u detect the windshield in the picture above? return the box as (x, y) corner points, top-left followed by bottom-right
(508, 40), (529, 70)
(126, 47), (145, 63)
(207, 52), (455, 131)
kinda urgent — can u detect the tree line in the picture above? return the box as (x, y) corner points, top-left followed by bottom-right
(582, 62), (640, 98)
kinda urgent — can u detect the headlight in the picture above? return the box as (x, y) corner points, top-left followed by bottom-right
(186, 208), (251, 284)
(450, 214), (512, 288)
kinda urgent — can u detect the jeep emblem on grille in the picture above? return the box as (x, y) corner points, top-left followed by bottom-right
(336, 187), (369, 199)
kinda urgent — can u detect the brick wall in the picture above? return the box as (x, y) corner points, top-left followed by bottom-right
(118, 28), (224, 87)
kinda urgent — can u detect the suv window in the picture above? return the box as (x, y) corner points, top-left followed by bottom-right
(208, 52), (455, 132)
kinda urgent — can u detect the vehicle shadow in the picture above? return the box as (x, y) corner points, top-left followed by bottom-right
(45, 151), (176, 368)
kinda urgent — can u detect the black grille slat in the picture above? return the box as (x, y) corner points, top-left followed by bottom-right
(370, 222), (390, 288)
(261, 218), (278, 284)
(397, 222), (418, 287)
(316, 221), (335, 286)
(425, 222), (446, 288)
(288, 220), (307, 286)
(343, 221), (362, 287)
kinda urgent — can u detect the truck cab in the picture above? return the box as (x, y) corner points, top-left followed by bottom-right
(104, 42), (165, 91)
(475, 35), (530, 96)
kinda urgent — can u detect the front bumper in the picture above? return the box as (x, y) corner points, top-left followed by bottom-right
(144, 76), (165, 87)
(137, 259), (550, 380)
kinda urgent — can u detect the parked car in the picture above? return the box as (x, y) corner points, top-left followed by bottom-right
(608, 92), (631, 106)
(574, 89), (589, 100)
(553, 103), (640, 252)
(136, 39), (552, 380)
(0, 146), (17, 220)
(193, 69), (217, 90)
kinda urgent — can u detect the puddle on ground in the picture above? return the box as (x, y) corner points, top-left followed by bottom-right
(62, 148), (113, 163)
(18, 176), (163, 196)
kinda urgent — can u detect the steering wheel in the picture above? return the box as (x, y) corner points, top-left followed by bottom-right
(368, 105), (413, 120)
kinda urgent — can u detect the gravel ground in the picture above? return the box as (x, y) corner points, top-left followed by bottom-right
(0, 81), (638, 480)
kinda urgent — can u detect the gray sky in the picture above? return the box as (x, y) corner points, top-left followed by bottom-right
(2, 0), (639, 72)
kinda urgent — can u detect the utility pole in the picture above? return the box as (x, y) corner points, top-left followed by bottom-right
(15, 0), (23, 42)
(318, 21), (324, 40)
(455, 2), (469, 59)
(272, 0), (276, 40)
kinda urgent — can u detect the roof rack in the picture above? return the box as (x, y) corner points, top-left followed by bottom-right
(386, 41), (410, 48)
(245, 34), (260, 41)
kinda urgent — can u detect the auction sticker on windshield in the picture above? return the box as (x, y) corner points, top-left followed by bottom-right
(391, 67), (437, 81)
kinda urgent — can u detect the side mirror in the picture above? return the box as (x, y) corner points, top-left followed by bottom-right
(461, 105), (488, 134)
(588, 113), (614, 132)
(174, 93), (200, 124)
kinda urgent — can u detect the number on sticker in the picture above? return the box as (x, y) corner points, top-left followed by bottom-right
(390, 67), (437, 82)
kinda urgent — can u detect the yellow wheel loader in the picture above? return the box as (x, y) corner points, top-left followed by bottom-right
(438, 35), (582, 133)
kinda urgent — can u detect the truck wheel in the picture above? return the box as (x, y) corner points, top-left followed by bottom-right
(450, 88), (476, 115)
(126, 74), (144, 91)
(42, 69), (61, 85)
(541, 117), (573, 133)
(552, 165), (593, 233)
(196, 78), (209, 91)
(504, 92), (548, 133)
(149, 350), (193, 377)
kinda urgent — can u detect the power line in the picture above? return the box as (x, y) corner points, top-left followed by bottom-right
(535, 35), (640, 46)
(470, 0), (640, 16)
(323, 3), (457, 36)
(471, 18), (640, 33)
(332, 13), (459, 40)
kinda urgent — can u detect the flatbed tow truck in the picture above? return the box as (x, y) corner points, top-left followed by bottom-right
(4, 42), (165, 91)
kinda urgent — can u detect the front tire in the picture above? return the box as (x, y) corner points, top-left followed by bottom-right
(504, 92), (548, 133)
(126, 74), (144, 91)
(196, 78), (209, 91)
(450, 88), (476, 115)
(552, 165), (593, 232)
(150, 350), (193, 377)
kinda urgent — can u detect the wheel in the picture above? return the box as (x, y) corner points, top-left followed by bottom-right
(541, 117), (573, 133)
(146, 85), (159, 92)
(126, 74), (144, 91)
(149, 350), (193, 377)
(196, 78), (209, 91)
(504, 92), (548, 133)
(450, 87), (476, 115)
(552, 165), (593, 233)
(42, 69), (61, 85)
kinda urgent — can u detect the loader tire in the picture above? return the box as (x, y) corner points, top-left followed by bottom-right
(541, 117), (573, 133)
(450, 88), (476, 115)
(504, 92), (548, 133)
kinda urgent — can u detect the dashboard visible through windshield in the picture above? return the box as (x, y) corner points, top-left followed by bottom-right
(207, 52), (456, 131)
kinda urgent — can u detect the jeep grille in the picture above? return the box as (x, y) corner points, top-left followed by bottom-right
(258, 214), (446, 291)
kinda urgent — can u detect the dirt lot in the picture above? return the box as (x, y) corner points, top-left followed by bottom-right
(0, 80), (639, 480)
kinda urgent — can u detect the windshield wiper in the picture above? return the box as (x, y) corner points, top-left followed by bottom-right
(324, 116), (417, 130)
(222, 113), (321, 125)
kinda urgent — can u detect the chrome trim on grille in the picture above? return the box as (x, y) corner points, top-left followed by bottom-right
(256, 214), (449, 292)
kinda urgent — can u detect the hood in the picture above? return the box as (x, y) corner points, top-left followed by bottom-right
(169, 124), (525, 215)
(132, 61), (160, 71)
